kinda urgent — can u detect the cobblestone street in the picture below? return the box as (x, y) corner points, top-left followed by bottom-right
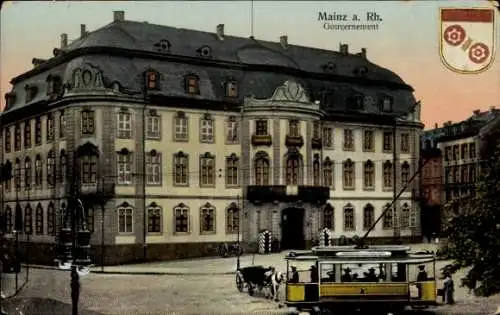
(2, 265), (500, 315)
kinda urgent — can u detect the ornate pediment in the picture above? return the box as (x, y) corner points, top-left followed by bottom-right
(270, 80), (311, 103)
(71, 63), (106, 90)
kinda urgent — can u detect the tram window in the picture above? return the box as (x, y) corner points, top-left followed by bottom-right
(391, 263), (407, 282)
(319, 263), (336, 282)
(340, 263), (387, 282)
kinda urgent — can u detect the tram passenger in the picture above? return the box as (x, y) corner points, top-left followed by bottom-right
(341, 267), (352, 282)
(309, 264), (318, 283)
(289, 266), (299, 283)
(367, 267), (377, 282)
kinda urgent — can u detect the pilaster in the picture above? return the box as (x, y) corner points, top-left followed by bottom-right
(273, 118), (280, 185)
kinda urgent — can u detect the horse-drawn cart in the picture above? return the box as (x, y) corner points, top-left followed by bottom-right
(236, 265), (272, 296)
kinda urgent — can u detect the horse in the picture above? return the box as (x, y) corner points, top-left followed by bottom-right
(264, 268), (285, 301)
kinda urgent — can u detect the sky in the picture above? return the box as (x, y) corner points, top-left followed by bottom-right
(1, 0), (499, 130)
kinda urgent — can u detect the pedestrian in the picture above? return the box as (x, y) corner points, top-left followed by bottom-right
(443, 272), (455, 304)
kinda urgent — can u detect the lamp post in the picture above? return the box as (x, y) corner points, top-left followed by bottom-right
(236, 194), (242, 270)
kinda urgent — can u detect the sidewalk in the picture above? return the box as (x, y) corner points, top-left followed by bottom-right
(89, 243), (441, 276)
(1, 268), (29, 299)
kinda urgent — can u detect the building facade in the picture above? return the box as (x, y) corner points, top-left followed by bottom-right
(1, 11), (423, 264)
(436, 108), (499, 221)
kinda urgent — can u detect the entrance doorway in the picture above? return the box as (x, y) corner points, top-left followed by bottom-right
(281, 207), (305, 250)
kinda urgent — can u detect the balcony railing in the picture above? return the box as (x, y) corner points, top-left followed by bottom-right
(251, 134), (272, 146)
(285, 135), (304, 147)
(247, 185), (330, 204)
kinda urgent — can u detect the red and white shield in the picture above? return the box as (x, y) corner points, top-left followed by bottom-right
(440, 8), (496, 74)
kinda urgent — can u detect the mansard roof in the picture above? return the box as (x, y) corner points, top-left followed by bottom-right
(2, 17), (418, 122)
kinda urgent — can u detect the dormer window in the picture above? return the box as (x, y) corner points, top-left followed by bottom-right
(225, 81), (238, 97)
(185, 75), (200, 94)
(24, 85), (38, 103)
(381, 95), (393, 112)
(145, 70), (159, 90)
(4, 93), (16, 109)
(153, 39), (171, 53)
(353, 66), (369, 77)
(46, 75), (62, 95)
(347, 93), (364, 110)
(322, 62), (336, 73)
(197, 45), (212, 58)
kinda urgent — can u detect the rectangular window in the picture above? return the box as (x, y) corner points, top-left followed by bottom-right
(118, 207), (133, 233)
(174, 154), (189, 186)
(117, 112), (132, 139)
(146, 115), (161, 139)
(174, 116), (188, 141)
(363, 130), (374, 151)
(146, 153), (161, 185)
(200, 118), (214, 143)
(24, 121), (31, 148)
(117, 154), (132, 185)
(226, 119), (239, 143)
(81, 155), (97, 184)
(461, 144), (468, 160)
(343, 129), (354, 151)
(401, 133), (410, 153)
(226, 156), (239, 186)
(4, 128), (11, 153)
(344, 208), (354, 230)
(323, 127), (333, 148)
(175, 207), (189, 233)
(35, 118), (42, 145)
(148, 207), (161, 233)
(255, 120), (268, 136)
(288, 120), (300, 137)
(81, 111), (95, 135)
(200, 156), (215, 186)
(383, 131), (393, 152)
(46, 114), (55, 142)
(14, 124), (21, 151)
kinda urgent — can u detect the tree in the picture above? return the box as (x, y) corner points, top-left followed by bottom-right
(446, 129), (500, 296)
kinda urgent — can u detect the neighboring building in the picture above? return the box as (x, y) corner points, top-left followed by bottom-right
(418, 143), (442, 240)
(436, 107), (499, 219)
(0, 11), (423, 264)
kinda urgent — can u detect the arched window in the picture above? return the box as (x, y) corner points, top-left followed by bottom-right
(24, 204), (33, 235)
(313, 155), (320, 186)
(382, 203), (393, 229)
(14, 158), (20, 190)
(363, 160), (374, 189)
(24, 157), (32, 189)
(35, 154), (43, 187)
(35, 203), (44, 235)
(323, 158), (334, 188)
(47, 202), (55, 236)
(286, 155), (301, 185)
(343, 204), (355, 231)
(200, 203), (215, 233)
(343, 159), (355, 189)
(226, 203), (239, 234)
(60, 150), (67, 182)
(363, 204), (374, 230)
(47, 150), (55, 186)
(383, 161), (393, 189)
(323, 204), (334, 230)
(254, 152), (270, 186)
(401, 162), (410, 186)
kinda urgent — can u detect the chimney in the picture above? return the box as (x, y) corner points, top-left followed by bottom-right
(473, 109), (481, 115)
(113, 10), (125, 22)
(280, 35), (288, 49)
(216, 24), (224, 40)
(60, 33), (68, 48)
(360, 48), (366, 58)
(339, 43), (348, 55)
(80, 24), (87, 37)
(490, 106), (496, 111)
(434, 123), (438, 129)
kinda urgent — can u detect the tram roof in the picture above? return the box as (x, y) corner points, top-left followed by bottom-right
(285, 252), (435, 264)
(312, 245), (411, 253)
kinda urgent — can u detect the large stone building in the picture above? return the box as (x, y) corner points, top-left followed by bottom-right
(434, 107), (499, 219)
(0, 11), (423, 264)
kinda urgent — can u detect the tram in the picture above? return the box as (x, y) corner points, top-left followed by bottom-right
(284, 245), (439, 314)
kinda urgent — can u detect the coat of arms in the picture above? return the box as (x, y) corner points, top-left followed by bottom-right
(440, 8), (496, 74)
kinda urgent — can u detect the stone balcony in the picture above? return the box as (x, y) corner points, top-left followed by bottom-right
(285, 135), (304, 147)
(251, 134), (272, 146)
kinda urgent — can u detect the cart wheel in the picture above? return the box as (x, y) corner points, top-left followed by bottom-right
(236, 272), (244, 292)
